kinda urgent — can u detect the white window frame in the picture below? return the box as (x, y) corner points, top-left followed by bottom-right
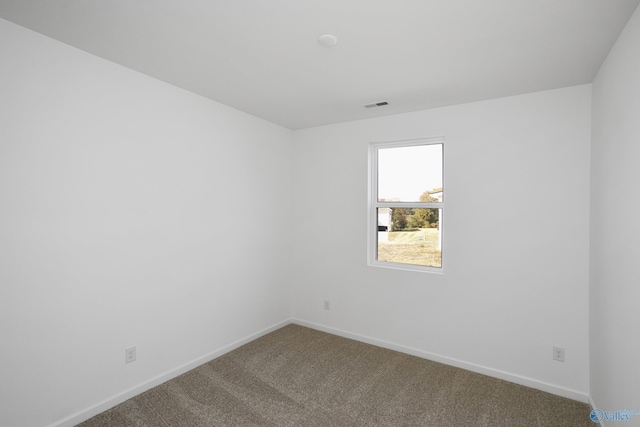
(368, 137), (445, 274)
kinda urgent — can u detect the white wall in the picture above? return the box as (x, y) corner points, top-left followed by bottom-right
(291, 85), (592, 400)
(0, 19), (292, 427)
(590, 4), (640, 415)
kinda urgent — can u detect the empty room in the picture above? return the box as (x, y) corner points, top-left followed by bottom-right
(1, 1), (639, 426)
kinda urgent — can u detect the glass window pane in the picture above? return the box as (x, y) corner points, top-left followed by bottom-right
(378, 144), (443, 202)
(377, 208), (442, 268)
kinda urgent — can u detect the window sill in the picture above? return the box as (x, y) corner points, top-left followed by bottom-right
(368, 260), (445, 275)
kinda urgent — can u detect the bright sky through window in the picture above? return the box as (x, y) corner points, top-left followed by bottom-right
(377, 144), (443, 202)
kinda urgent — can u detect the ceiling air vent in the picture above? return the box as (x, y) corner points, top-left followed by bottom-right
(364, 101), (389, 108)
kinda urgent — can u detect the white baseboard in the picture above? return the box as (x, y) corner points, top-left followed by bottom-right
(588, 396), (606, 427)
(292, 318), (590, 404)
(588, 395), (597, 412)
(48, 319), (291, 427)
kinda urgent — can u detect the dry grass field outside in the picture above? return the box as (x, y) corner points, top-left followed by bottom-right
(377, 228), (442, 267)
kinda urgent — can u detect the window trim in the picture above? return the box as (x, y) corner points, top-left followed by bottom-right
(368, 137), (445, 274)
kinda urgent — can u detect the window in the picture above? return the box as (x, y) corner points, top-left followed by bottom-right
(368, 138), (444, 272)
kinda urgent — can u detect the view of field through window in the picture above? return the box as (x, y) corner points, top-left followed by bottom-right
(375, 143), (443, 268)
(377, 208), (442, 267)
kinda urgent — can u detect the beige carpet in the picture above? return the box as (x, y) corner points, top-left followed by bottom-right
(78, 324), (591, 426)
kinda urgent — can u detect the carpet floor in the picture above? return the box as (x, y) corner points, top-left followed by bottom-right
(78, 324), (591, 426)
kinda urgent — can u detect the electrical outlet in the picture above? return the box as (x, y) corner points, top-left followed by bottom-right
(553, 346), (565, 362)
(323, 300), (330, 310)
(126, 346), (136, 363)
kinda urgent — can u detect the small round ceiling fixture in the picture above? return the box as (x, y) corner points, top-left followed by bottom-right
(317, 34), (338, 47)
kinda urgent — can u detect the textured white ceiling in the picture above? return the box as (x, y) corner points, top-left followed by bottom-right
(1, 0), (638, 129)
